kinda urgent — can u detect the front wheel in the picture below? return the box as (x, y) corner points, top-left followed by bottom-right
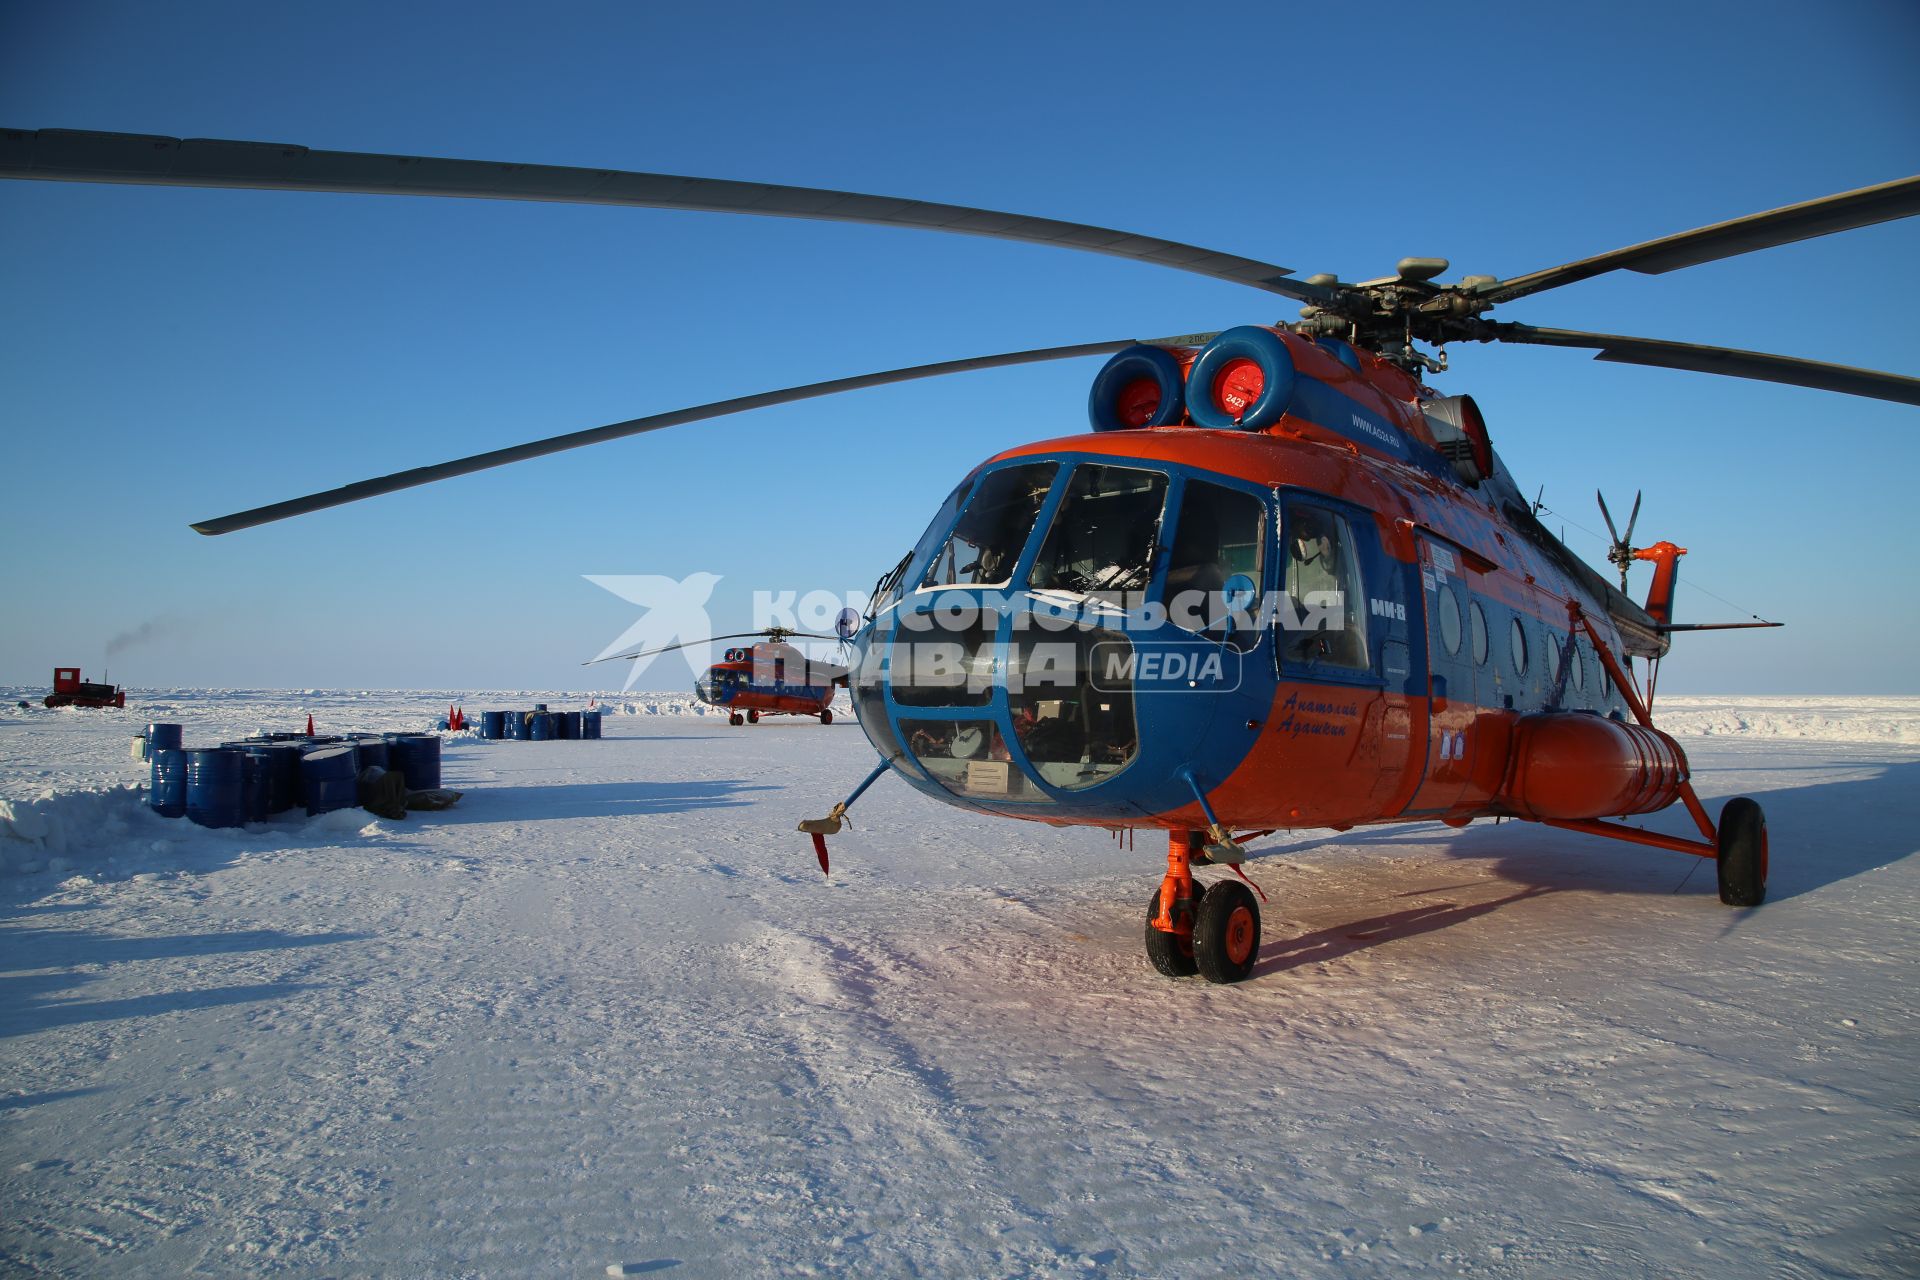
(747, 709), (760, 724)
(820, 709), (833, 726)
(728, 712), (744, 727)
(1144, 882), (1206, 978)
(1716, 796), (1768, 906)
(1194, 880), (1260, 984)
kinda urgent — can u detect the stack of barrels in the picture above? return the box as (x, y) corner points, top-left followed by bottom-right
(145, 722), (444, 828)
(476, 705), (603, 742)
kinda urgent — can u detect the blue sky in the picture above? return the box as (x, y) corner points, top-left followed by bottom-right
(1, 0), (1916, 693)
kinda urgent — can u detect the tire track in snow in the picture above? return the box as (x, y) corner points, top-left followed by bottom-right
(735, 924), (1114, 1276)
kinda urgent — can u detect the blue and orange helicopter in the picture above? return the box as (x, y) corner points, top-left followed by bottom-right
(9, 128), (1915, 983)
(623, 627), (850, 727)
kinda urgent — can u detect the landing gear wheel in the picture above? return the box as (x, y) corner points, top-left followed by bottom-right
(728, 712), (744, 727)
(1143, 882), (1205, 978)
(820, 709), (833, 726)
(747, 709), (760, 724)
(1194, 880), (1261, 984)
(1716, 796), (1768, 907)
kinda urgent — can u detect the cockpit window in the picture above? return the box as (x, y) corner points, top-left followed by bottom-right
(1025, 464), (1168, 598)
(877, 478), (969, 616)
(1162, 478), (1266, 646)
(922, 462), (1059, 589)
(1282, 502), (1369, 670)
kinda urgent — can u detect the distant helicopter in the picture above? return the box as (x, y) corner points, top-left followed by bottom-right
(8, 127), (1915, 984)
(610, 627), (850, 727)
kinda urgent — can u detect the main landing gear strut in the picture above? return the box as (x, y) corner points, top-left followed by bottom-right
(1146, 830), (1262, 984)
(1554, 601), (1770, 907)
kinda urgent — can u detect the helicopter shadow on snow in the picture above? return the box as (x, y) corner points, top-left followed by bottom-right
(1243, 756), (1919, 976)
(426, 777), (779, 824)
(0, 924), (355, 1044)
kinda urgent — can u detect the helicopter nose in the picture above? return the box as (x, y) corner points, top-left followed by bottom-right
(865, 605), (1262, 820)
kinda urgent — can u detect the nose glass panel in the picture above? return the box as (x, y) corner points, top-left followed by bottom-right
(898, 718), (1053, 804)
(1007, 627), (1138, 791)
(889, 610), (998, 707)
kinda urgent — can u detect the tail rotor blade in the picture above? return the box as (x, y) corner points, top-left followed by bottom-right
(1597, 490), (1621, 544)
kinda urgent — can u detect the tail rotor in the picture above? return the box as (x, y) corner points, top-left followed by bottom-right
(1597, 489), (1642, 590)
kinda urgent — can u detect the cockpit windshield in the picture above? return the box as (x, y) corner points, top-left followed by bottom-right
(922, 462), (1059, 589)
(1026, 464), (1168, 597)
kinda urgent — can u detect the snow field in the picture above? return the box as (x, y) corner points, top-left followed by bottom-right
(0, 692), (1915, 1277)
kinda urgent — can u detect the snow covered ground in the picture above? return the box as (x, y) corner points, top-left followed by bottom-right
(1, 691), (1914, 1278)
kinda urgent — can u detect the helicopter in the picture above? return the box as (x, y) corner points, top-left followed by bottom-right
(7, 127), (1916, 984)
(609, 627), (851, 727)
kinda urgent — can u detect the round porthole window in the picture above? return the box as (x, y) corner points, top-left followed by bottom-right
(1570, 639), (1585, 691)
(1439, 588), (1462, 655)
(1470, 601), (1488, 665)
(1510, 617), (1529, 676)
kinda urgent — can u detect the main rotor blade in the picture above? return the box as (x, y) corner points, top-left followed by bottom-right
(0, 127), (1331, 303)
(1483, 175), (1920, 305)
(190, 337), (1160, 535)
(589, 631), (839, 666)
(1484, 324), (1920, 406)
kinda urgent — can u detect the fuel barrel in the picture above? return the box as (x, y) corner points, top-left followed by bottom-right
(239, 751), (272, 822)
(185, 748), (246, 828)
(147, 723), (183, 756)
(481, 711), (506, 740)
(241, 743), (302, 814)
(582, 711), (602, 740)
(301, 746), (360, 816)
(560, 710), (582, 740)
(350, 736), (391, 771)
(387, 735), (442, 789)
(505, 711), (526, 740)
(528, 712), (554, 741)
(150, 747), (188, 817)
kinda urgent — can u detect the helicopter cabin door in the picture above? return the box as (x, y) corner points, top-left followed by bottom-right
(1405, 533), (1478, 814)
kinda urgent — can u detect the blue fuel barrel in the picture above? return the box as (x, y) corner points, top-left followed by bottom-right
(534, 703), (548, 712)
(559, 710), (582, 739)
(150, 747), (188, 817)
(350, 737), (391, 771)
(387, 734), (442, 789)
(582, 710), (602, 739)
(481, 710), (506, 740)
(241, 743), (301, 814)
(505, 711), (526, 740)
(528, 712), (554, 741)
(239, 751), (272, 822)
(185, 748), (246, 828)
(148, 723), (183, 755)
(301, 746), (360, 816)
